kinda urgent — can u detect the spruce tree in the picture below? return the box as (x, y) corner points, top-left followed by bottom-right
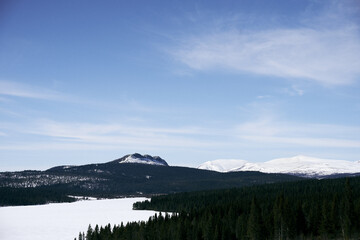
(294, 202), (307, 237)
(235, 215), (246, 240)
(340, 178), (355, 240)
(247, 197), (265, 240)
(86, 224), (93, 240)
(273, 194), (285, 240)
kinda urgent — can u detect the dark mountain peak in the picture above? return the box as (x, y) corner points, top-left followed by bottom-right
(115, 153), (169, 166)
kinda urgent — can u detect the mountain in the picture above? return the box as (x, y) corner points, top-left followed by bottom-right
(198, 155), (360, 177)
(48, 153), (168, 172)
(0, 153), (302, 206)
(198, 159), (248, 172)
(115, 153), (168, 166)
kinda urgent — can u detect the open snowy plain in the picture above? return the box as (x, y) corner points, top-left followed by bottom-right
(0, 198), (158, 240)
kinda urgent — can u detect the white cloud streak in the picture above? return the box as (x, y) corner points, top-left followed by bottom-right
(236, 119), (360, 148)
(1, 118), (359, 152)
(284, 85), (304, 96)
(14, 120), (226, 151)
(172, 5), (360, 86)
(242, 136), (360, 148)
(0, 81), (67, 101)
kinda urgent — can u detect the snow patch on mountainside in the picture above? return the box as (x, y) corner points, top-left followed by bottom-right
(119, 153), (168, 166)
(199, 155), (360, 177)
(198, 159), (248, 172)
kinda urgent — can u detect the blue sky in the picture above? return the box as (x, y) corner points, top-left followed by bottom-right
(0, 0), (360, 170)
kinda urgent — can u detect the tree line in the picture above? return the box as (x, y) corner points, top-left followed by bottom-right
(0, 186), (75, 206)
(76, 176), (360, 239)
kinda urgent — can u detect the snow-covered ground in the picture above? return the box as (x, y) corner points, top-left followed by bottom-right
(0, 198), (158, 240)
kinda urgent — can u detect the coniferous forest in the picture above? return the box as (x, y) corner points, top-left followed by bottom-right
(77, 176), (360, 240)
(0, 186), (76, 206)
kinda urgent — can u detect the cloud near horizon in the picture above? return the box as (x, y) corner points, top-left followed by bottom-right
(236, 119), (360, 148)
(9, 120), (225, 150)
(1, 118), (359, 152)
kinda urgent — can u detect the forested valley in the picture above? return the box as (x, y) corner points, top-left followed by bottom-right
(77, 176), (360, 240)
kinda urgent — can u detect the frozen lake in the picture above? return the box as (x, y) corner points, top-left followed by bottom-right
(0, 198), (158, 240)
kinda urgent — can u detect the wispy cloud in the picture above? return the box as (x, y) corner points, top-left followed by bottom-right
(2, 117), (359, 152)
(0, 80), (68, 101)
(284, 85), (304, 96)
(171, 4), (360, 86)
(1, 120), (225, 151)
(236, 119), (360, 148)
(256, 95), (271, 99)
(0, 81), (162, 115)
(241, 135), (360, 148)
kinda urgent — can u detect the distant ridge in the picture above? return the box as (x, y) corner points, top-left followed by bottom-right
(199, 155), (360, 177)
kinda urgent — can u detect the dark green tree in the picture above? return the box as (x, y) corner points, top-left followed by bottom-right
(294, 202), (307, 237)
(273, 194), (286, 240)
(247, 197), (265, 240)
(86, 224), (93, 240)
(340, 178), (355, 240)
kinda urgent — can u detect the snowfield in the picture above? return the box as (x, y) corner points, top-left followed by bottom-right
(0, 198), (158, 240)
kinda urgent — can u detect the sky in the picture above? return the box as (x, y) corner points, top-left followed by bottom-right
(0, 0), (360, 171)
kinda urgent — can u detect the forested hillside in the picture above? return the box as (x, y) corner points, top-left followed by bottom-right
(0, 162), (301, 206)
(79, 176), (360, 240)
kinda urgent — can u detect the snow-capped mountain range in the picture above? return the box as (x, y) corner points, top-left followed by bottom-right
(198, 155), (360, 177)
